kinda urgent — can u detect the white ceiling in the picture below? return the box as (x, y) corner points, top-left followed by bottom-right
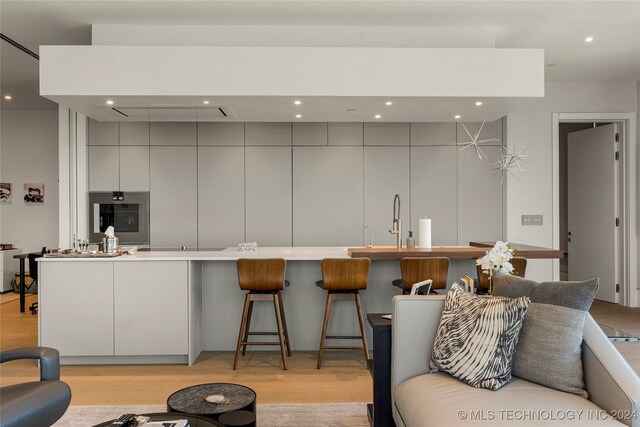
(1, 0), (639, 112)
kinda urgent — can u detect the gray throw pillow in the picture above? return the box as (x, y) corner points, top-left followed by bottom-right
(429, 283), (530, 390)
(492, 274), (598, 398)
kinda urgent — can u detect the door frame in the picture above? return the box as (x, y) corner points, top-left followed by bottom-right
(552, 113), (637, 307)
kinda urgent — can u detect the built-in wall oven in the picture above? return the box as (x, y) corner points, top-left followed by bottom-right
(89, 192), (150, 245)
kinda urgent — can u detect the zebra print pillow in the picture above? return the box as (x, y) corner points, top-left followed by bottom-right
(429, 283), (531, 390)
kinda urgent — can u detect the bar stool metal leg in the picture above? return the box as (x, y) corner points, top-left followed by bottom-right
(355, 292), (370, 360)
(277, 291), (292, 356)
(317, 293), (333, 369)
(273, 292), (288, 370)
(234, 293), (252, 370)
(241, 300), (254, 356)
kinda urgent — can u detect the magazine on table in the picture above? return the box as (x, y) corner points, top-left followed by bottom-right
(140, 421), (189, 427)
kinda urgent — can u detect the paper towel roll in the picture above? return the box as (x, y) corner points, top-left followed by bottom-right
(419, 218), (432, 248)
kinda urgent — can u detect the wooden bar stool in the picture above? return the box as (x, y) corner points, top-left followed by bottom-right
(476, 257), (528, 291)
(392, 257), (450, 295)
(234, 258), (292, 370)
(316, 258), (371, 369)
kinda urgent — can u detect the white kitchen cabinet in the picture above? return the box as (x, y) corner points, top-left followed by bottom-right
(328, 123), (363, 146)
(88, 119), (118, 145)
(150, 122), (197, 145)
(119, 146), (150, 191)
(293, 123), (327, 146)
(119, 122), (149, 145)
(114, 261), (188, 356)
(89, 145), (119, 191)
(410, 146), (458, 246)
(456, 117), (504, 146)
(245, 123), (291, 146)
(39, 262), (114, 356)
(197, 146), (245, 248)
(457, 146), (503, 245)
(364, 123), (410, 146)
(293, 146), (363, 246)
(411, 122), (456, 145)
(198, 123), (244, 146)
(245, 146), (292, 246)
(150, 146), (198, 248)
(364, 147), (410, 246)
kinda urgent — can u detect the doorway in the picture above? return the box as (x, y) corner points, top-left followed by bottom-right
(560, 122), (623, 303)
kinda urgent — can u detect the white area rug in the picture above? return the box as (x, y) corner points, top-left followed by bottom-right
(55, 403), (369, 426)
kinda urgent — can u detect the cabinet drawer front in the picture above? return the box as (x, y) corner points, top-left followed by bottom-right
(114, 261), (188, 356)
(40, 262), (115, 356)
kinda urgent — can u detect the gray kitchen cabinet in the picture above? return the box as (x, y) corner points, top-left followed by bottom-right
(88, 145), (119, 191)
(293, 123), (327, 146)
(150, 122), (197, 145)
(328, 123), (363, 146)
(245, 123), (291, 146)
(119, 146), (150, 191)
(245, 146), (292, 246)
(293, 146), (363, 246)
(456, 117), (503, 146)
(88, 119), (118, 145)
(198, 123), (244, 146)
(119, 122), (149, 145)
(114, 261), (188, 356)
(410, 146), (458, 246)
(457, 146), (503, 245)
(411, 122), (456, 145)
(364, 123), (410, 146)
(198, 146), (245, 248)
(150, 146), (198, 248)
(364, 147), (410, 246)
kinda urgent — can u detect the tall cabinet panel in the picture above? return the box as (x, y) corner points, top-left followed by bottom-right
(410, 146), (458, 246)
(293, 146), (363, 246)
(456, 118), (503, 146)
(245, 146), (292, 246)
(119, 146), (149, 191)
(88, 146), (119, 191)
(364, 147), (410, 246)
(88, 119), (118, 145)
(198, 146), (245, 248)
(150, 146), (198, 248)
(457, 146), (503, 245)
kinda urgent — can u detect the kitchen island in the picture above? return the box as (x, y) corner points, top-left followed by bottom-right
(38, 244), (561, 365)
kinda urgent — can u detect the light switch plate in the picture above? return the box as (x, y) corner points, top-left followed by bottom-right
(522, 214), (543, 226)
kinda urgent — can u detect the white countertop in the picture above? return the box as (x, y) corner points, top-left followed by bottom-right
(38, 247), (350, 262)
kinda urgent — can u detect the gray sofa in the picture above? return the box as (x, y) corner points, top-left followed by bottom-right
(391, 296), (640, 427)
(0, 347), (71, 427)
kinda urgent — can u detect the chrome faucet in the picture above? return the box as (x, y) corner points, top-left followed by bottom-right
(389, 194), (402, 249)
(362, 225), (374, 248)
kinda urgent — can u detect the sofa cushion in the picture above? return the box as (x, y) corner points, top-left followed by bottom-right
(492, 274), (598, 398)
(429, 283), (530, 390)
(0, 380), (72, 427)
(394, 372), (624, 427)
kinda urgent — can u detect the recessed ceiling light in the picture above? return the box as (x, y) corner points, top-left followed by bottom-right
(385, 101), (393, 106)
(475, 101), (483, 106)
(3, 95), (12, 100)
(106, 100), (114, 105)
(294, 100), (302, 105)
(203, 100), (210, 104)
(296, 114), (302, 118)
(585, 36), (594, 43)
(454, 115), (461, 119)
(375, 114), (382, 119)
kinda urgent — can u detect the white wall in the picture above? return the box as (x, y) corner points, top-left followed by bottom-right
(637, 81), (640, 307)
(506, 82), (638, 284)
(0, 110), (59, 253)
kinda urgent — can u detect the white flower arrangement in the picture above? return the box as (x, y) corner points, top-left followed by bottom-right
(476, 241), (515, 275)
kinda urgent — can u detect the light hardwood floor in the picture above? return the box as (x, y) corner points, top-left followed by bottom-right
(1, 295), (638, 405)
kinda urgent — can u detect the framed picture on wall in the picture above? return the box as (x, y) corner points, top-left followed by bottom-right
(0, 183), (11, 202)
(24, 183), (44, 204)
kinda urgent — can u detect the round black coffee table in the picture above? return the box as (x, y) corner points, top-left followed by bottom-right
(93, 412), (223, 427)
(167, 383), (256, 421)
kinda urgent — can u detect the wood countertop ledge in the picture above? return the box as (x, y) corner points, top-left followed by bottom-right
(347, 241), (564, 260)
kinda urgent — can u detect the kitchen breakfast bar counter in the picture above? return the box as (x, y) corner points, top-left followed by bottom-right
(37, 244), (561, 365)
